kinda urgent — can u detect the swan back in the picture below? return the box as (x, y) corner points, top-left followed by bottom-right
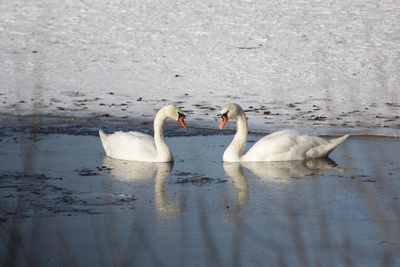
(243, 130), (349, 162)
(99, 130), (158, 161)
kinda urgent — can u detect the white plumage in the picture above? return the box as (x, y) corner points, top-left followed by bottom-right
(99, 105), (187, 162)
(219, 103), (349, 162)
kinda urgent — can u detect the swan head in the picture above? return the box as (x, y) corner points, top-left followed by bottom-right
(161, 105), (188, 129)
(219, 103), (244, 129)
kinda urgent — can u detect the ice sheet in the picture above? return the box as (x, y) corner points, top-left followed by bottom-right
(1, 0), (399, 134)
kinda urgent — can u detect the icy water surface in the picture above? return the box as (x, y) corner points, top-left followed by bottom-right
(1, 127), (400, 267)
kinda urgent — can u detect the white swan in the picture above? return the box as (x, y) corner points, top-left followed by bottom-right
(99, 105), (187, 162)
(219, 103), (349, 162)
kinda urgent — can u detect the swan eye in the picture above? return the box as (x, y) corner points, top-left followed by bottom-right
(178, 112), (185, 118)
(221, 111), (228, 118)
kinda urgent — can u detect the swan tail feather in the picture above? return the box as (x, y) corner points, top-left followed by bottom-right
(330, 134), (350, 145)
(306, 134), (350, 159)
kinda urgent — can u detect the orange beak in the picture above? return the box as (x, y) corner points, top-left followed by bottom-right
(178, 116), (188, 129)
(219, 116), (228, 129)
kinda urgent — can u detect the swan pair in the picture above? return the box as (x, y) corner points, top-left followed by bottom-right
(99, 103), (349, 163)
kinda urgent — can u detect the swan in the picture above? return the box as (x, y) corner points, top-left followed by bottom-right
(99, 105), (187, 162)
(218, 103), (349, 162)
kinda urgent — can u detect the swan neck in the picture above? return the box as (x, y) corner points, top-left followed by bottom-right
(224, 113), (248, 161)
(153, 111), (172, 161)
(236, 114), (248, 140)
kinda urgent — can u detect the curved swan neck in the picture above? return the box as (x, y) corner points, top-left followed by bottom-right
(223, 112), (248, 161)
(153, 110), (172, 161)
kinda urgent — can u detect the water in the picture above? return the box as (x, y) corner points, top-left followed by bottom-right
(1, 128), (400, 266)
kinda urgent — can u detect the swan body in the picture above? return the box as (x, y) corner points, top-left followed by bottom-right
(219, 103), (349, 162)
(99, 105), (187, 162)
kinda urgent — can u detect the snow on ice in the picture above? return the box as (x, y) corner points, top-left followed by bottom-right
(1, 0), (399, 135)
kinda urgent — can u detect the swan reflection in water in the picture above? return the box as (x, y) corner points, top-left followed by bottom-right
(240, 157), (345, 181)
(222, 162), (249, 220)
(102, 157), (182, 216)
(222, 158), (345, 218)
(102, 157), (344, 220)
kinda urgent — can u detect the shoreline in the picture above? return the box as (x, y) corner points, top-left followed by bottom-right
(1, 114), (398, 138)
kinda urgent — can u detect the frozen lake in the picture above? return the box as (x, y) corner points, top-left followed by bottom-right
(2, 0), (400, 265)
(1, 0), (399, 132)
(1, 124), (400, 266)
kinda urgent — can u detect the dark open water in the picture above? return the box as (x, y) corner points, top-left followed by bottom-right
(1, 126), (400, 266)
